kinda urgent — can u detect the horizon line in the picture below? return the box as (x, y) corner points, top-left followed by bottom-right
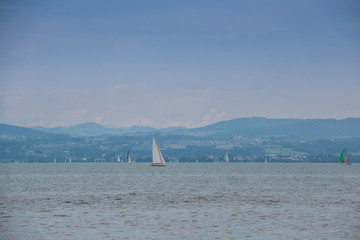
(1, 116), (359, 129)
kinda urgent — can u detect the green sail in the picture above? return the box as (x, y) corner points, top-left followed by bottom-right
(340, 149), (345, 163)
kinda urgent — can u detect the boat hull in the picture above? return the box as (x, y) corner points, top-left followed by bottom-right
(150, 163), (166, 167)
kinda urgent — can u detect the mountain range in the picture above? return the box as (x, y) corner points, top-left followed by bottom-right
(1, 117), (360, 139)
(31, 122), (157, 137)
(193, 117), (360, 138)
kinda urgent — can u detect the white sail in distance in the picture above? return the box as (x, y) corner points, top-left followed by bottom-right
(152, 136), (166, 166)
(127, 151), (131, 164)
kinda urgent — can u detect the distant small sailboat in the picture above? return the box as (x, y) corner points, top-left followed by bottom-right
(127, 151), (131, 164)
(54, 158), (56, 163)
(340, 149), (351, 165)
(151, 136), (166, 166)
(117, 155), (121, 163)
(265, 151), (270, 164)
(69, 157), (72, 163)
(225, 152), (229, 163)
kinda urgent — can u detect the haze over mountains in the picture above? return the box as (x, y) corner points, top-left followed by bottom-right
(1, 117), (360, 139)
(31, 122), (157, 137)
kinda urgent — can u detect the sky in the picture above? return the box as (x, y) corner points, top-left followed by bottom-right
(1, 0), (359, 128)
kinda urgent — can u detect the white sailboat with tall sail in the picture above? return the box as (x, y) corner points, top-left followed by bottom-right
(225, 152), (229, 163)
(117, 155), (121, 163)
(151, 136), (166, 166)
(127, 151), (131, 164)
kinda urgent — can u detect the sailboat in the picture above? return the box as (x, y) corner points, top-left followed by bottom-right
(225, 152), (229, 163)
(340, 149), (351, 165)
(117, 155), (121, 163)
(265, 152), (268, 164)
(151, 136), (166, 166)
(127, 151), (131, 164)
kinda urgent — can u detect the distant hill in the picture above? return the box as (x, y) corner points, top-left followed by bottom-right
(3, 117), (360, 138)
(192, 117), (360, 139)
(0, 123), (47, 137)
(0, 123), (68, 138)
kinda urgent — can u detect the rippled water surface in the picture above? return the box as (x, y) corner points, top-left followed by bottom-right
(1, 163), (359, 239)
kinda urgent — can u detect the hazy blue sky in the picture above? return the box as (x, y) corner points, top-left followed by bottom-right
(1, 0), (359, 128)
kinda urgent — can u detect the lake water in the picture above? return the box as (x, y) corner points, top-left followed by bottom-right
(0, 163), (359, 239)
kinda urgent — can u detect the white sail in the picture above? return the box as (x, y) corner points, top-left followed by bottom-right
(117, 155), (121, 163)
(225, 152), (229, 163)
(127, 151), (131, 164)
(152, 136), (166, 166)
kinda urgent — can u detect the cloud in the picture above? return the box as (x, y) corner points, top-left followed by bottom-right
(216, 111), (230, 120)
(199, 110), (231, 128)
